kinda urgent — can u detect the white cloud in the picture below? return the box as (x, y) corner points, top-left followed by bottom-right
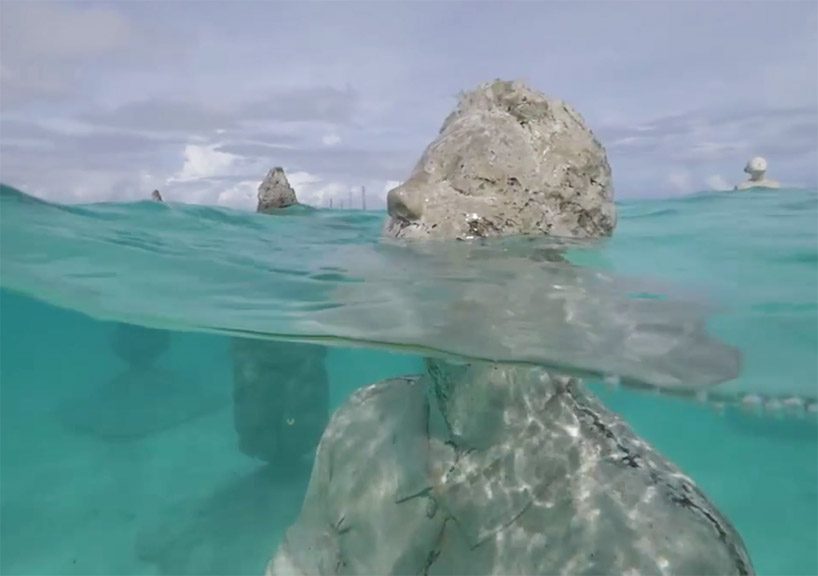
(170, 144), (237, 182)
(321, 133), (342, 146)
(706, 174), (731, 191)
(311, 182), (350, 208)
(286, 170), (322, 189)
(217, 179), (258, 210)
(4, 3), (131, 61)
(0, 3), (133, 105)
(286, 170), (351, 207)
(666, 170), (692, 193)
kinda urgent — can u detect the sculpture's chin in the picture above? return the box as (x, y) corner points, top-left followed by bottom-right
(383, 216), (420, 239)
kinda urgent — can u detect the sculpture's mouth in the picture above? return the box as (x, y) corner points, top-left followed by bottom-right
(384, 213), (420, 238)
(387, 186), (423, 222)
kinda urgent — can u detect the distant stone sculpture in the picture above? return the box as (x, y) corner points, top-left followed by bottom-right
(270, 81), (753, 575)
(151, 189), (164, 202)
(384, 80), (615, 240)
(258, 167), (298, 212)
(735, 156), (780, 190)
(232, 170), (329, 466)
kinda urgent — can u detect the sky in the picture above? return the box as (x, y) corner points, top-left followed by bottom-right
(1, 1), (816, 210)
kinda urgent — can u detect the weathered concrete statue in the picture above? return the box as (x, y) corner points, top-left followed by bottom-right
(258, 167), (299, 212)
(232, 167), (329, 468)
(735, 156), (780, 190)
(269, 81), (753, 575)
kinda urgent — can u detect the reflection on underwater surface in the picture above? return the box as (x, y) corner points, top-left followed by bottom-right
(1, 185), (816, 402)
(1, 185), (817, 574)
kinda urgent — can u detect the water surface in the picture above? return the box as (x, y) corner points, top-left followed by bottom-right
(1, 185), (816, 574)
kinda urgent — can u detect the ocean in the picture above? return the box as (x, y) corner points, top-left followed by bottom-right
(1, 184), (816, 575)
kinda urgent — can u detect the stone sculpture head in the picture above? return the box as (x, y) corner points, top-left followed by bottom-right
(384, 80), (616, 241)
(744, 156), (768, 181)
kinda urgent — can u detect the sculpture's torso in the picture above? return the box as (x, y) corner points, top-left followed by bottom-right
(270, 368), (753, 575)
(735, 178), (781, 190)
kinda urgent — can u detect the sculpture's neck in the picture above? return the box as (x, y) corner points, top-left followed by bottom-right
(428, 361), (564, 449)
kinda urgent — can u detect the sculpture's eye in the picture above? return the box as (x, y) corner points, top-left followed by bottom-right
(285, 417), (296, 427)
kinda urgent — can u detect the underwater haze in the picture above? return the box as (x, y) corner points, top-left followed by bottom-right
(1, 184), (817, 574)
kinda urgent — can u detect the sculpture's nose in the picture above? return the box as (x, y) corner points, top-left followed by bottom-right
(387, 185), (423, 221)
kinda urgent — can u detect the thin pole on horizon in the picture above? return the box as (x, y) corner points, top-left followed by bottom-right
(348, 189), (353, 211)
(361, 185), (366, 211)
(329, 197), (333, 209)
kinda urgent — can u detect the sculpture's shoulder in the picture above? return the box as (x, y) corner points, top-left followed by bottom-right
(735, 179), (780, 191)
(491, 385), (753, 575)
(429, 380), (754, 576)
(269, 376), (443, 576)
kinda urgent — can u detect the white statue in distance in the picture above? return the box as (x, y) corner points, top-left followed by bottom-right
(735, 156), (780, 190)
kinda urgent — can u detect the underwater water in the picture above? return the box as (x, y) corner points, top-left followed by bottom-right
(1, 184), (816, 575)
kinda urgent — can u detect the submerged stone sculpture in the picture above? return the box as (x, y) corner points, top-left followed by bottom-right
(384, 80), (615, 240)
(270, 81), (753, 574)
(258, 167), (298, 212)
(271, 364), (752, 575)
(231, 339), (328, 467)
(735, 156), (780, 190)
(110, 322), (169, 368)
(61, 323), (222, 439)
(137, 465), (310, 575)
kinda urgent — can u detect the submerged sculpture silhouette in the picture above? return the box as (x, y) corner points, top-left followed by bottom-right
(232, 167), (329, 467)
(60, 323), (221, 439)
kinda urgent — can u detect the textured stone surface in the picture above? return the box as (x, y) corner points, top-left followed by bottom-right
(384, 80), (616, 240)
(231, 339), (328, 466)
(258, 167), (298, 212)
(269, 366), (754, 575)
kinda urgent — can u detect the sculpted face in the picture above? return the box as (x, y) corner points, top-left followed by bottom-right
(744, 156), (768, 180)
(384, 80), (616, 241)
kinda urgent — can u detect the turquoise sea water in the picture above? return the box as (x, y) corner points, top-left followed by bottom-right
(1, 184), (816, 574)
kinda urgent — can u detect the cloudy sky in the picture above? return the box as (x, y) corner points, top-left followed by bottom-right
(1, 1), (816, 210)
